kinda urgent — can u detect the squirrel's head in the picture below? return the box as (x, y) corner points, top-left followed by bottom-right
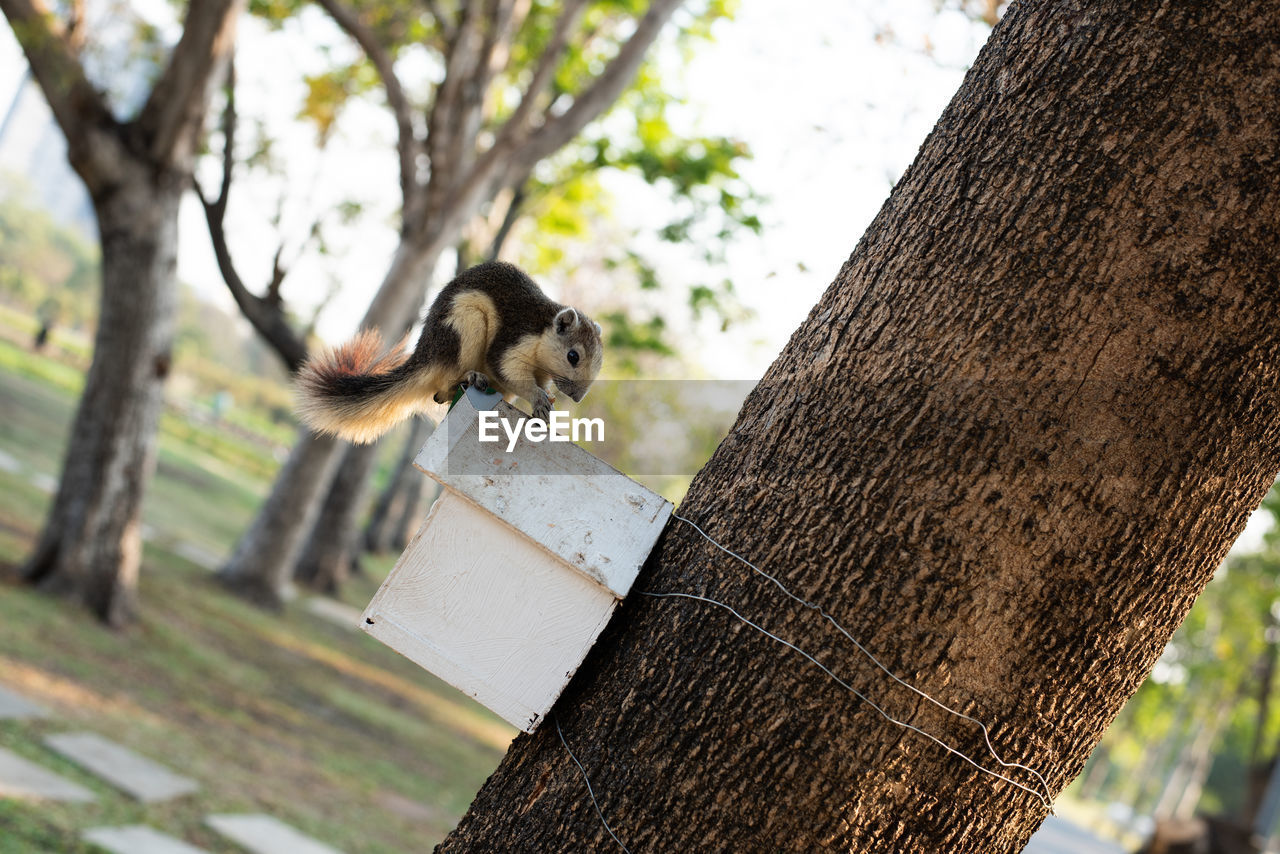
(542, 306), (603, 403)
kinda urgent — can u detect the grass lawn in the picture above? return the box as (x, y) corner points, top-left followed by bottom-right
(0, 337), (510, 853)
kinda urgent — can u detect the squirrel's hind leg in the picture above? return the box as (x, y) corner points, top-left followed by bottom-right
(413, 364), (457, 405)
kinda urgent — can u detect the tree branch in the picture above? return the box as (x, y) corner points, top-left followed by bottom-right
(422, 0), (455, 43)
(65, 0), (85, 50)
(0, 0), (111, 149)
(431, 0), (682, 240)
(421, 0), (529, 226)
(197, 188), (311, 372)
(311, 0), (419, 213)
(486, 179), (525, 261)
(501, 0), (587, 138)
(137, 0), (243, 168)
(425, 0), (486, 198)
(513, 0), (682, 169)
(445, 0), (525, 190)
(479, 0), (529, 90)
(194, 61), (309, 372)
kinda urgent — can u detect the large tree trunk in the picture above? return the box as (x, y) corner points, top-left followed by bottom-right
(218, 429), (344, 606)
(437, 2), (1280, 850)
(319, 250), (470, 585)
(3, 0), (242, 625)
(319, 248), (476, 582)
(22, 174), (182, 626)
(297, 416), (437, 589)
(1156, 701), (1230, 821)
(294, 441), (382, 591)
(364, 416), (436, 554)
(219, 0), (684, 606)
(217, 241), (444, 605)
(387, 472), (434, 553)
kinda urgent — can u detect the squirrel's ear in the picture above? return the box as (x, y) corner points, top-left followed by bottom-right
(592, 321), (602, 337)
(554, 307), (579, 334)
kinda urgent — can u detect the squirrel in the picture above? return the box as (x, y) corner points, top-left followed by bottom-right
(296, 261), (604, 444)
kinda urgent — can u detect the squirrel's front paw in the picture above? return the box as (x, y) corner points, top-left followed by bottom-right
(532, 390), (552, 423)
(462, 371), (490, 391)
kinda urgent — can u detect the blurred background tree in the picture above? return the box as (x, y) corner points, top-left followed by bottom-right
(0, 0), (243, 625)
(211, 0), (762, 603)
(0, 0), (1275, 851)
(1074, 484), (1280, 849)
(0, 177), (99, 335)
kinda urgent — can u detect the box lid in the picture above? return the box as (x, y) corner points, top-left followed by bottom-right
(415, 388), (672, 598)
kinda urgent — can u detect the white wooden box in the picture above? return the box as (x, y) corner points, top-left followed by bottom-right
(360, 388), (673, 732)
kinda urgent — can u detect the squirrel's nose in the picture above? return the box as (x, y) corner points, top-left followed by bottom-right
(558, 380), (587, 403)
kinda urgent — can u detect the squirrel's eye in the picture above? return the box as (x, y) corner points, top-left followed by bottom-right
(567, 349), (580, 367)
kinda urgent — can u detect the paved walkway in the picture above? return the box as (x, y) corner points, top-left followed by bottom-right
(0, 683), (51, 719)
(0, 681), (347, 853)
(1025, 814), (1127, 854)
(0, 746), (95, 802)
(84, 825), (211, 854)
(304, 597), (364, 630)
(44, 732), (200, 802)
(207, 814), (345, 854)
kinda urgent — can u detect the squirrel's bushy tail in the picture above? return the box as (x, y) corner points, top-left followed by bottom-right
(296, 330), (425, 444)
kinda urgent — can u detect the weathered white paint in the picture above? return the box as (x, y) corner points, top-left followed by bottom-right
(362, 490), (617, 732)
(414, 391), (672, 597)
(361, 391), (673, 732)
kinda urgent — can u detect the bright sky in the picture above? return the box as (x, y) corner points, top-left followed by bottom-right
(656, 1), (987, 376)
(164, 0), (991, 382)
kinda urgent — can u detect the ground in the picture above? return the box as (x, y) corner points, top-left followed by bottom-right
(0, 308), (1139, 852)
(0, 314), (510, 853)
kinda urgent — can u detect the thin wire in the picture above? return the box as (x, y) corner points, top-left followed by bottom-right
(640, 591), (1052, 810)
(556, 715), (633, 854)
(670, 511), (1053, 807)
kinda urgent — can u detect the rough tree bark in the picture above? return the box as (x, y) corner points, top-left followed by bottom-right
(219, 0), (684, 606)
(23, 177), (182, 625)
(437, 1), (1280, 850)
(2, 0), (243, 624)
